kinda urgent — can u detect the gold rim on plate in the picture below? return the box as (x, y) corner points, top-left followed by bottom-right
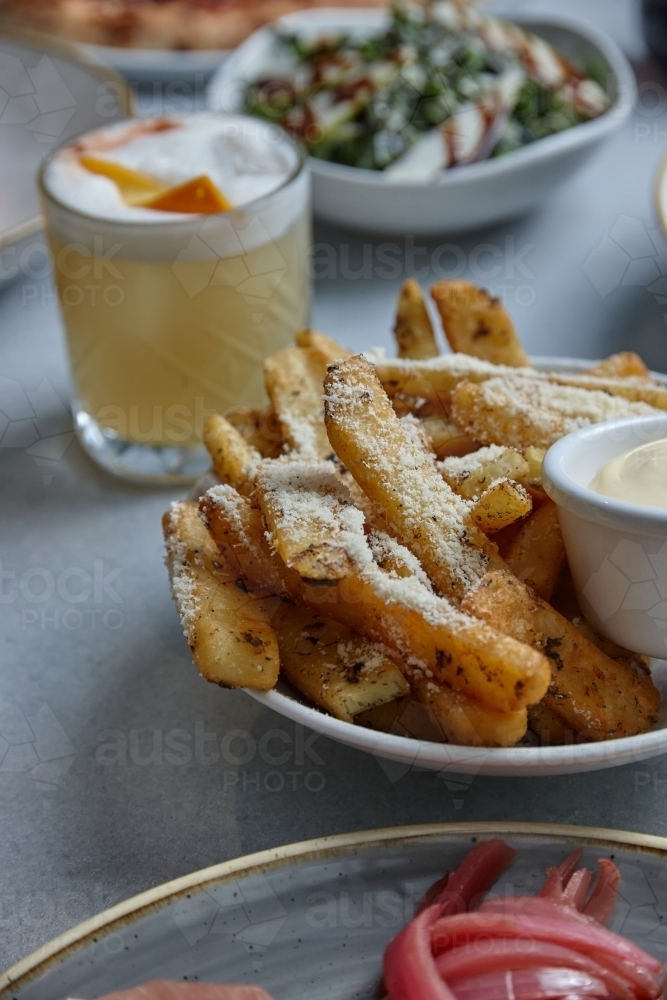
(0, 24), (133, 248)
(655, 152), (667, 237)
(2, 821), (667, 995)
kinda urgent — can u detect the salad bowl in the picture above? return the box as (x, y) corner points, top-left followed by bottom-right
(209, 8), (634, 235)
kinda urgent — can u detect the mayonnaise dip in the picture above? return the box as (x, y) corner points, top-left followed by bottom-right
(590, 437), (667, 508)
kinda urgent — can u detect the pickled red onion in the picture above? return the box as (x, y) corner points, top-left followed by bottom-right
(435, 839), (518, 916)
(384, 904), (457, 1000)
(382, 841), (665, 1000)
(584, 860), (622, 925)
(540, 849), (584, 903)
(449, 967), (608, 1000)
(435, 939), (637, 999)
(563, 868), (594, 910)
(384, 841), (517, 1000)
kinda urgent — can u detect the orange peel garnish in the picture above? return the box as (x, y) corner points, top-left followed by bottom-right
(79, 155), (165, 205)
(79, 156), (232, 214)
(141, 175), (232, 214)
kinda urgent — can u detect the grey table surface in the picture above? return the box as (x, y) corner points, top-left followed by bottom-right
(3, 0), (667, 975)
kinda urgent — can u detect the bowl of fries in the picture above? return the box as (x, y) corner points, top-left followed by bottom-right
(164, 278), (667, 776)
(544, 413), (667, 660)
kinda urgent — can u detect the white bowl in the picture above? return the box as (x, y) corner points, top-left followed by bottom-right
(188, 361), (667, 775)
(208, 8), (634, 235)
(240, 362), (667, 777)
(543, 414), (667, 659)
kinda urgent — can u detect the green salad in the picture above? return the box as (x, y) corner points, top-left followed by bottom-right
(242, 1), (610, 179)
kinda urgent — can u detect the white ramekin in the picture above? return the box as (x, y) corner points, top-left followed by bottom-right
(543, 414), (667, 657)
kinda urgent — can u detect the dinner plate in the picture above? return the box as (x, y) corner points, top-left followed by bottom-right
(42, 1), (535, 85)
(78, 0), (531, 83)
(2, 823), (667, 1000)
(209, 9), (634, 235)
(79, 45), (229, 84)
(241, 357), (667, 778)
(0, 27), (132, 288)
(655, 152), (667, 241)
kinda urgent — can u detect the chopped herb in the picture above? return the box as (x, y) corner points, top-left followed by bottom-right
(243, 2), (609, 176)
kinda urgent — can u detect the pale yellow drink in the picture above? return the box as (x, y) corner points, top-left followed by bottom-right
(40, 115), (310, 481)
(48, 212), (309, 447)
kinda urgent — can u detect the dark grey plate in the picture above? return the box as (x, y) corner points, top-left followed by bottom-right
(2, 823), (667, 1000)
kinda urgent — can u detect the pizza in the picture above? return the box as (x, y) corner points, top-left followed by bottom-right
(0, 0), (387, 51)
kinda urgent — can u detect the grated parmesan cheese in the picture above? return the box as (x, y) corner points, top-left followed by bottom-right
(438, 444), (509, 476)
(253, 457), (373, 570)
(452, 375), (658, 450)
(324, 357), (491, 599)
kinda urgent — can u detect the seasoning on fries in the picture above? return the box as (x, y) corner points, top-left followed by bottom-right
(163, 279), (662, 749)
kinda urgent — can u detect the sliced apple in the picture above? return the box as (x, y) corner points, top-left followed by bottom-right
(79, 155), (165, 205)
(141, 175), (232, 214)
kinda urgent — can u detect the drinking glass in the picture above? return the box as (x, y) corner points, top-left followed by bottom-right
(40, 117), (310, 483)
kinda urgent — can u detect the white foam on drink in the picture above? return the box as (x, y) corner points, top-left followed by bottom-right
(44, 114), (300, 222)
(41, 114), (309, 262)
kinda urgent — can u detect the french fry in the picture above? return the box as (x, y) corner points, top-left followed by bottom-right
(254, 458), (362, 583)
(470, 479), (532, 535)
(431, 280), (530, 367)
(376, 353), (507, 400)
(374, 355), (664, 415)
(527, 702), (576, 745)
(438, 445), (530, 500)
(197, 487), (410, 720)
(450, 376), (657, 451)
(522, 445), (546, 486)
(226, 406), (284, 459)
(323, 355), (500, 603)
(357, 658), (528, 746)
(407, 670), (527, 747)
(250, 456), (428, 593)
(162, 501), (280, 690)
(264, 345), (332, 459)
(394, 279), (440, 360)
(167, 315), (666, 748)
(531, 563), (651, 743)
(200, 487), (288, 598)
(549, 372), (667, 410)
(295, 328), (354, 362)
(491, 520), (526, 561)
(367, 525), (432, 583)
(356, 696), (412, 734)
(586, 352), (650, 379)
(203, 414), (259, 490)
(356, 686), (528, 748)
(271, 602), (409, 722)
(520, 564), (651, 744)
(401, 395), (450, 420)
(504, 498), (564, 601)
(421, 417), (479, 459)
(553, 590), (641, 678)
(550, 567), (652, 676)
(572, 615), (651, 676)
(393, 698), (448, 742)
(462, 570), (660, 740)
(335, 466), (393, 535)
(201, 483), (551, 715)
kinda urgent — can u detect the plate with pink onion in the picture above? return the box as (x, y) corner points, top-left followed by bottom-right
(3, 823), (667, 1000)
